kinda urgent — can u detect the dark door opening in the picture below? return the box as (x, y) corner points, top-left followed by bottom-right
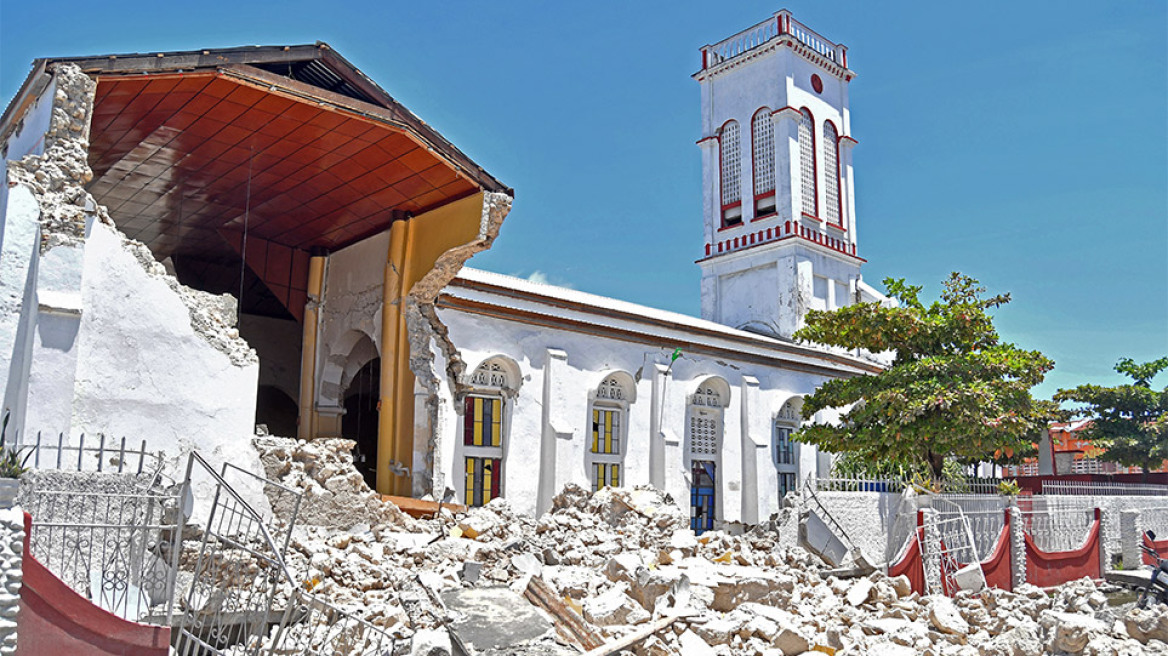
(691, 460), (716, 534)
(342, 358), (380, 490)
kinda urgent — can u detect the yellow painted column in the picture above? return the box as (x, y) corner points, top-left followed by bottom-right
(297, 253), (328, 440)
(378, 217), (410, 494)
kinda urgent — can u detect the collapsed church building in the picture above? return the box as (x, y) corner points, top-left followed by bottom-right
(0, 12), (888, 531)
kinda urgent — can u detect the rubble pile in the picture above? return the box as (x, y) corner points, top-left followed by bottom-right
(237, 438), (1168, 655)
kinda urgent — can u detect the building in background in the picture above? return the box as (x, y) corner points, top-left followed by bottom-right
(1005, 421), (1168, 477)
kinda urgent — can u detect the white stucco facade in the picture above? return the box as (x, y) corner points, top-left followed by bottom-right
(428, 268), (876, 527)
(695, 11), (865, 339)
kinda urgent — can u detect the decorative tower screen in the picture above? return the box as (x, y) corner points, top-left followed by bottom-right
(719, 121), (742, 224)
(823, 121), (841, 226)
(752, 111), (775, 198)
(798, 109), (817, 218)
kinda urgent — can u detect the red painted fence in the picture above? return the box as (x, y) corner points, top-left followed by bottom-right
(1024, 508), (1102, 588)
(979, 510), (1013, 592)
(888, 523), (927, 596)
(16, 512), (171, 656)
(1143, 531), (1168, 566)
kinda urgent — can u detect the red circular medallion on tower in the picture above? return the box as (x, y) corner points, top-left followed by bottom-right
(811, 74), (823, 94)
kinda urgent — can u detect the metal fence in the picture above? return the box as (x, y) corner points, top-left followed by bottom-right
(1041, 480), (1168, 497)
(813, 476), (1004, 495)
(173, 452), (396, 656)
(22, 471), (185, 622)
(10, 431), (163, 475)
(919, 510), (980, 596)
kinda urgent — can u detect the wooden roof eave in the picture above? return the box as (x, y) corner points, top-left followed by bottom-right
(209, 64), (509, 197)
(2, 44), (511, 198)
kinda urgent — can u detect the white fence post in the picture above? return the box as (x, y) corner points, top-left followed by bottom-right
(1009, 505), (1027, 589)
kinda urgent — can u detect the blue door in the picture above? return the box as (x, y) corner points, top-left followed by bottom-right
(690, 460), (716, 534)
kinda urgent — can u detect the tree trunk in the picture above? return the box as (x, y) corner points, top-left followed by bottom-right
(926, 450), (945, 481)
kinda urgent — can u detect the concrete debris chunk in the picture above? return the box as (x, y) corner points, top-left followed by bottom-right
(1123, 605), (1168, 644)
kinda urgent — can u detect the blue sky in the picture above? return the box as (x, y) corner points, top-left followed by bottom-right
(2, 1), (1165, 397)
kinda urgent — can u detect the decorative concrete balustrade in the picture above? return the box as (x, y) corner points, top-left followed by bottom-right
(701, 10), (849, 70)
(704, 220), (859, 260)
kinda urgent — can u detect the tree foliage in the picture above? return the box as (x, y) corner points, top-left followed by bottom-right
(1053, 357), (1168, 475)
(793, 273), (1055, 479)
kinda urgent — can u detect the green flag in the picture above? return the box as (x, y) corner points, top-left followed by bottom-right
(671, 348), (682, 363)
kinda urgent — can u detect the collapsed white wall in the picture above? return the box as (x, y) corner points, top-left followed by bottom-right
(0, 64), (267, 517)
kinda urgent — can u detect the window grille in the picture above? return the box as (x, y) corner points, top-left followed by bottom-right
(470, 361), (508, 388)
(823, 121), (841, 225)
(798, 109), (817, 217)
(720, 121), (742, 214)
(689, 411), (720, 457)
(596, 377), (625, 401)
(752, 110), (775, 196)
(692, 385), (723, 407)
(777, 400), (800, 422)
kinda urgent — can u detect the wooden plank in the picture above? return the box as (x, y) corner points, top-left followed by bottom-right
(580, 614), (694, 656)
(523, 576), (605, 650)
(381, 495), (466, 519)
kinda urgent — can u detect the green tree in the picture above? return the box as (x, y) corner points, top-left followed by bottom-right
(793, 273), (1055, 479)
(1054, 357), (1168, 478)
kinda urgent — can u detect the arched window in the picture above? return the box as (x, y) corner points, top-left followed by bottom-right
(774, 399), (802, 498)
(462, 358), (513, 507)
(687, 378), (728, 533)
(798, 109), (817, 218)
(588, 374), (632, 491)
(822, 121), (842, 226)
(752, 109), (776, 217)
(719, 121), (742, 227)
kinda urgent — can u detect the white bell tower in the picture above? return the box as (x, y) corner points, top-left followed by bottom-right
(695, 10), (864, 339)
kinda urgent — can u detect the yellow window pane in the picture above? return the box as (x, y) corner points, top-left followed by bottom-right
(491, 399), (502, 447)
(473, 398), (483, 446)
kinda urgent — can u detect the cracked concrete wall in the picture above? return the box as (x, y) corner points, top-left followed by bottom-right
(312, 192), (511, 497)
(318, 230), (389, 413)
(406, 191), (511, 498)
(0, 64), (266, 514)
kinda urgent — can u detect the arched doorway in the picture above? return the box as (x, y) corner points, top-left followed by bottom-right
(342, 358), (380, 489)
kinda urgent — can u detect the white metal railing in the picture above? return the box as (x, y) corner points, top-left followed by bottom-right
(813, 476), (905, 493)
(813, 476), (1005, 495)
(704, 15), (780, 68)
(11, 430), (163, 476)
(1042, 480), (1168, 496)
(1020, 507), (1096, 553)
